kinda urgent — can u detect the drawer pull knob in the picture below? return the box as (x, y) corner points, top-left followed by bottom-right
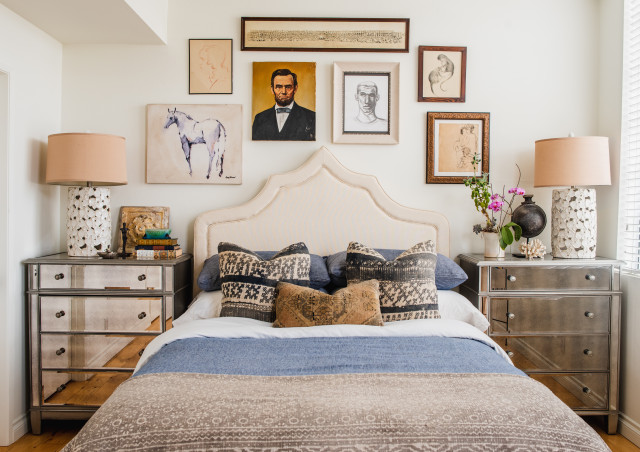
(507, 312), (516, 320)
(583, 386), (592, 394)
(506, 351), (514, 358)
(138, 274), (146, 281)
(585, 311), (595, 319)
(138, 312), (147, 320)
(55, 310), (65, 318)
(138, 348), (145, 357)
(507, 275), (517, 282)
(55, 347), (65, 356)
(584, 349), (593, 356)
(54, 273), (64, 280)
(586, 274), (596, 281)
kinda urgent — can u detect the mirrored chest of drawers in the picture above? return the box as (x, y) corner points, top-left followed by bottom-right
(457, 253), (621, 434)
(24, 252), (193, 434)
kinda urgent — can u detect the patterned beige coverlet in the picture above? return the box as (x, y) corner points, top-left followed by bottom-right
(63, 372), (610, 452)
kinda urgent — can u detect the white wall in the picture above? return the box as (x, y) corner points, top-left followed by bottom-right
(0, 4), (62, 446)
(61, 0), (600, 259)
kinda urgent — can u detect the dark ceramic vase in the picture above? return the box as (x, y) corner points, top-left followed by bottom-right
(511, 195), (547, 238)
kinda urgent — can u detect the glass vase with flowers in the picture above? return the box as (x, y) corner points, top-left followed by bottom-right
(464, 154), (524, 255)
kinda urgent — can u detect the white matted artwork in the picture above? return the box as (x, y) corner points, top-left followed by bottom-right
(146, 104), (242, 184)
(333, 62), (399, 145)
(343, 73), (390, 134)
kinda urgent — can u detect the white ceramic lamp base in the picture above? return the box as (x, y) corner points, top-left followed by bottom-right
(66, 186), (112, 256)
(551, 187), (597, 258)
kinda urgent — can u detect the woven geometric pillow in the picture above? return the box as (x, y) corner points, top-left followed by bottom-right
(218, 242), (311, 322)
(273, 280), (383, 328)
(346, 241), (439, 322)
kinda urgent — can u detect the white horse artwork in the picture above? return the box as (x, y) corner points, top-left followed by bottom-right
(163, 108), (226, 179)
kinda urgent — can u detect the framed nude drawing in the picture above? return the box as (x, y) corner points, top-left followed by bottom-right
(146, 104), (242, 183)
(189, 39), (232, 94)
(333, 62), (399, 144)
(418, 46), (467, 103)
(426, 112), (489, 184)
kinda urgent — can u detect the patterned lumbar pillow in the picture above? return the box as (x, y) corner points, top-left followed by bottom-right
(218, 242), (311, 322)
(346, 241), (439, 322)
(273, 280), (383, 328)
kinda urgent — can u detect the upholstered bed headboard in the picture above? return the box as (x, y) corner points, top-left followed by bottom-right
(193, 147), (450, 289)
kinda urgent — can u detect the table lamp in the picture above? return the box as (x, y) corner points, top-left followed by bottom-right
(534, 136), (611, 258)
(46, 133), (127, 257)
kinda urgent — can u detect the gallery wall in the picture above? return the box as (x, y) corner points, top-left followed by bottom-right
(61, 0), (602, 260)
(8, 0), (637, 446)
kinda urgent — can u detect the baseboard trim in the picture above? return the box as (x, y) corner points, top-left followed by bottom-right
(11, 413), (28, 444)
(620, 413), (640, 447)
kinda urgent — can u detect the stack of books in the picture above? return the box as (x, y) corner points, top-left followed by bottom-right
(135, 235), (183, 260)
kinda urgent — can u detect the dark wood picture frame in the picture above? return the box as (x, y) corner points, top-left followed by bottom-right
(418, 46), (467, 102)
(189, 39), (233, 94)
(241, 17), (409, 52)
(426, 112), (489, 184)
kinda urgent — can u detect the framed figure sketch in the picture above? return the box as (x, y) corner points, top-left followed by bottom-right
(418, 46), (467, 103)
(189, 39), (233, 94)
(426, 111), (489, 184)
(333, 62), (399, 144)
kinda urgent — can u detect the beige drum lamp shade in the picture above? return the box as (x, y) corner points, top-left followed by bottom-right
(46, 133), (127, 186)
(534, 136), (611, 259)
(534, 136), (611, 188)
(46, 133), (127, 257)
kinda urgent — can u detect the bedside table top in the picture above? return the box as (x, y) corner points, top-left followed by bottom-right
(24, 252), (192, 265)
(457, 253), (622, 267)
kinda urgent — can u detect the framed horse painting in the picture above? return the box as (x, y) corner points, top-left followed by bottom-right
(146, 104), (242, 184)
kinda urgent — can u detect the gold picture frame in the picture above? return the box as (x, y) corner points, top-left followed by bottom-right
(117, 206), (170, 253)
(426, 112), (490, 184)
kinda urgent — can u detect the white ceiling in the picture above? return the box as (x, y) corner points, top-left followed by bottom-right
(0, 0), (166, 44)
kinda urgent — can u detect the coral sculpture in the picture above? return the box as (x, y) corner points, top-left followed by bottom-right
(520, 239), (547, 260)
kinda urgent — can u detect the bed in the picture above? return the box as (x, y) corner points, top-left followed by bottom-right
(62, 147), (609, 451)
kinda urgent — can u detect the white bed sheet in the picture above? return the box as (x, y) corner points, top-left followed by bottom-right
(136, 317), (510, 373)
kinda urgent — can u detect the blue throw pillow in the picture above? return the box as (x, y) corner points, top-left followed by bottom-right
(326, 249), (467, 290)
(199, 251), (331, 291)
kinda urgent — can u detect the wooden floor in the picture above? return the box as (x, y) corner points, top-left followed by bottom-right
(1, 417), (638, 451)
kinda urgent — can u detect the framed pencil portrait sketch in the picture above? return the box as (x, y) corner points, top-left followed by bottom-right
(418, 46), (466, 103)
(426, 112), (489, 184)
(332, 62), (399, 144)
(189, 39), (233, 94)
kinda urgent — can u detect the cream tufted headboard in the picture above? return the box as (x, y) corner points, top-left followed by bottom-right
(193, 147), (450, 290)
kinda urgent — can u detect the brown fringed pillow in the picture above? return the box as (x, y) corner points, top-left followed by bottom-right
(273, 280), (383, 328)
(346, 241), (439, 322)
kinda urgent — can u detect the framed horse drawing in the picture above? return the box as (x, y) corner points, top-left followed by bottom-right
(146, 104), (242, 184)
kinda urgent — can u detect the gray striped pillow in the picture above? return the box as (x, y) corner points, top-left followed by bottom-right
(346, 241), (439, 322)
(219, 242), (311, 322)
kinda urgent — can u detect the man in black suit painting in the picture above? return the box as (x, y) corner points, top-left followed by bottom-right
(252, 68), (315, 141)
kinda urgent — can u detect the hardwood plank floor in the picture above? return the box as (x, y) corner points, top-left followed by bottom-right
(2, 416), (638, 451)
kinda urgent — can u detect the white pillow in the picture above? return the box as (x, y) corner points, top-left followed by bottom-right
(173, 290), (223, 326)
(437, 290), (489, 331)
(174, 289), (489, 332)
